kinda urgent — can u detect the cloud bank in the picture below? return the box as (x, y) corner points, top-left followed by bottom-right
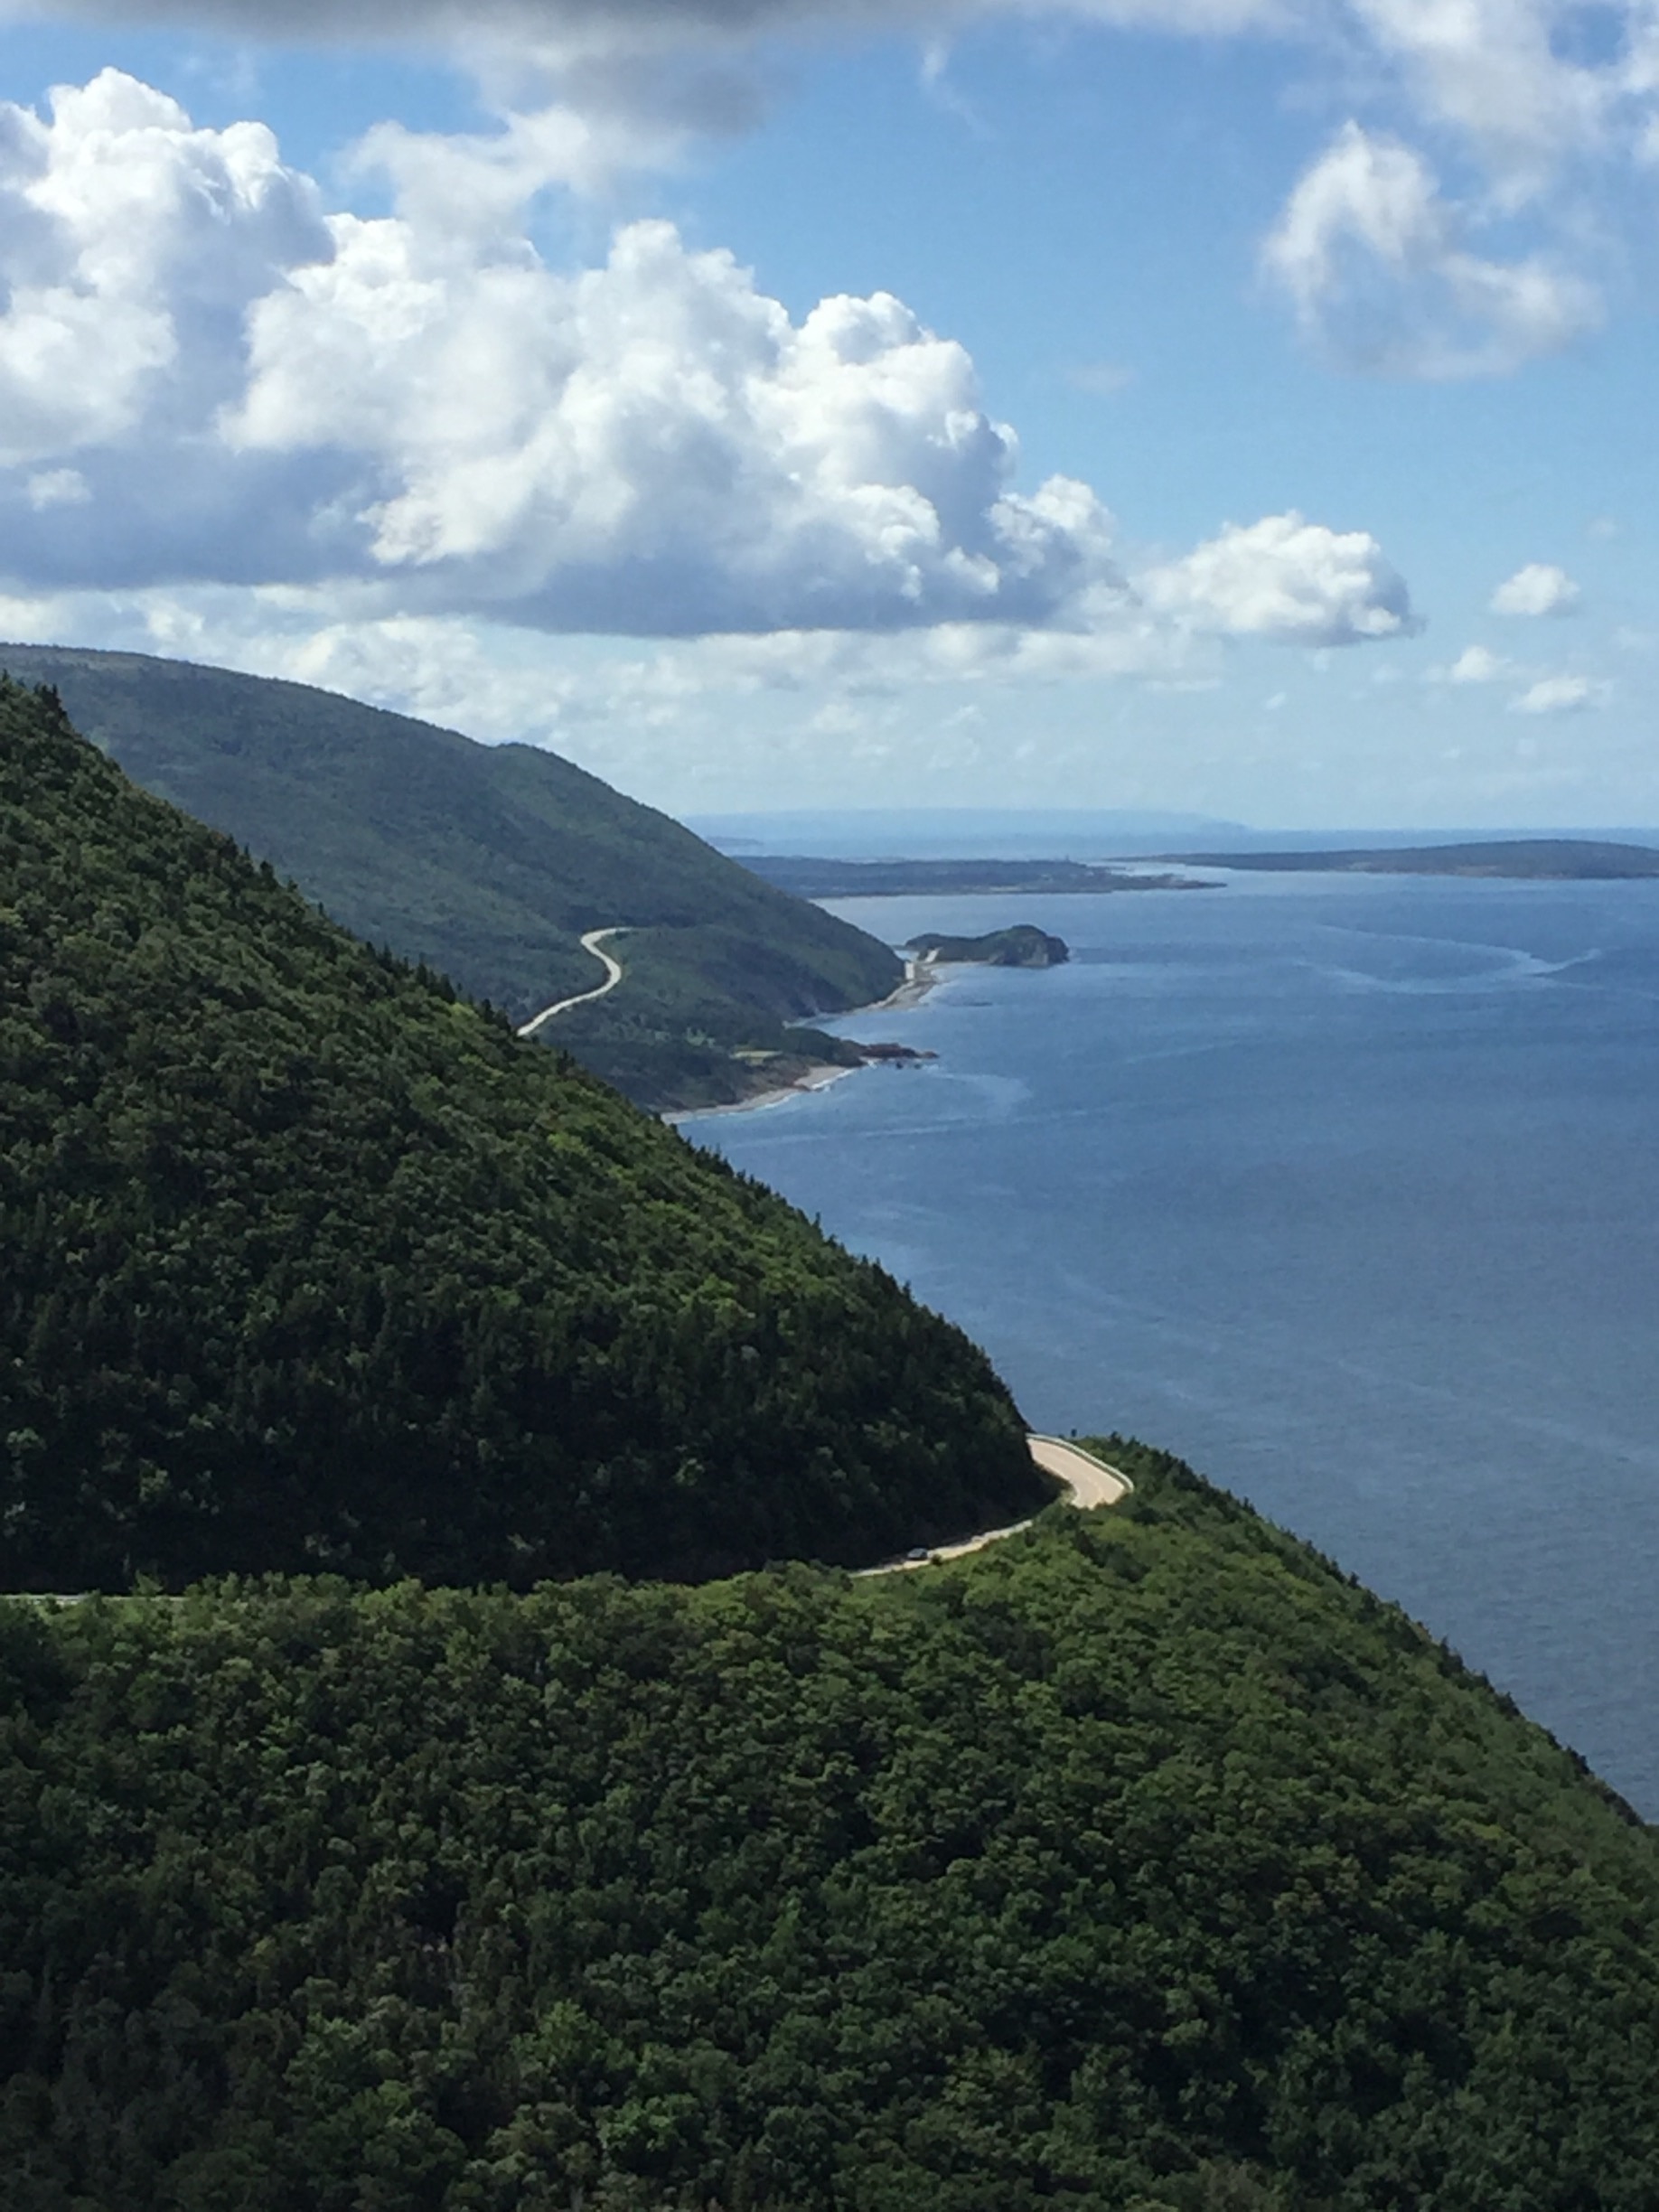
(5, 0), (1653, 382)
(0, 69), (1416, 655)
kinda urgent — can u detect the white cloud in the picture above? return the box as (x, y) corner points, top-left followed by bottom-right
(224, 211), (1122, 631)
(1510, 671), (1604, 713)
(0, 70), (1418, 661)
(0, 70), (329, 465)
(1139, 511), (1419, 645)
(1344, 0), (1611, 178)
(25, 467), (90, 509)
(0, 72), (1122, 631)
(1443, 642), (1508, 681)
(1489, 560), (1580, 615)
(1262, 121), (1601, 377)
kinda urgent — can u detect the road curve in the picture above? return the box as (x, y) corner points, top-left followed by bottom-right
(857, 1433), (1131, 1577)
(1026, 1434), (1132, 1511)
(11, 1442), (1130, 1604)
(517, 927), (627, 1038)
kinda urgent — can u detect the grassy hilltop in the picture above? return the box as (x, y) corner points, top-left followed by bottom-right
(0, 678), (1038, 1589)
(0, 645), (902, 1109)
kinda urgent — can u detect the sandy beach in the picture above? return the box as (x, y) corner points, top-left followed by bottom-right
(666, 958), (939, 1123)
(862, 958), (940, 1014)
(664, 1062), (861, 1124)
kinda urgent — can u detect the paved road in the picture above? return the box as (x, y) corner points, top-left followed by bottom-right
(12, 1439), (1129, 1603)
(517, 928), (627, 1038)
(1026, 1434), (1131, 1511)
(858, 1433), (1131, 1577)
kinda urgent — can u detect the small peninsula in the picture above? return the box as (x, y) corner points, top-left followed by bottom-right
(907, 923), (1070, 967)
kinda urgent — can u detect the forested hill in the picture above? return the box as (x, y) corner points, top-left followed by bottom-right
(7, 1444), (1659, 2210)
(0, 644), (902, 1108)
(0, 678), (1040, 1591)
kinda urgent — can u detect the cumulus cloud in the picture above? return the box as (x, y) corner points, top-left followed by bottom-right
(226, 214), (1124, 631)
(0, 70), (329, 465)
(1510, 671), (1604, 713)
(1443, 642), (1509, 681)
(1489, 560), (1580, 615)
(1262, 122), (1601, 377)
(0, 70), (1128, 631)
(0, 69), (1418, 661)
(1139, 511), (1419, 645)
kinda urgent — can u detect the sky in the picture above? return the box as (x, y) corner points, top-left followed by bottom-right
(0, 2), (1656, 826)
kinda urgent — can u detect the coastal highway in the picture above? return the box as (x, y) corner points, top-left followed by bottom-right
(517, 927), (627, 1038)
(13, 1439), (1129, 1605)
(858, 1435), (1131, 1577)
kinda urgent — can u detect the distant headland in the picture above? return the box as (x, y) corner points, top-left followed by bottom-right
(1164, 839), (1659, 879)
(740, 855), (1213, 896)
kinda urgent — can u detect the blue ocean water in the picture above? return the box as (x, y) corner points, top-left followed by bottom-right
(687, 874), (1659, 1815)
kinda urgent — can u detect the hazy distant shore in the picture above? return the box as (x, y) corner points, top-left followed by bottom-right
(1166, 838), (1659, 880)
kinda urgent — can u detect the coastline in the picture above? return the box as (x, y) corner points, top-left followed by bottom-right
(861, 957), (940, 1015)
(669, 959), (938, 1124)
(664, 1062), (861, 1124)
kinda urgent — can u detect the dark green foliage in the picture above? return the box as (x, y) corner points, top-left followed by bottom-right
(907, 925), (1070, 968)
(552, 925), (871, 1111)
(0, 679), (1037, 1590)
(5, 1452), (1659, 2209)
(0, 646), (902, 1107)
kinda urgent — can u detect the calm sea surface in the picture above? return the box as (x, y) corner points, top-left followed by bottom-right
(686, 875), (1659, 1815)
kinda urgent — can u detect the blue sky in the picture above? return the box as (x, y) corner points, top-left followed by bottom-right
(0, 0), (1654, 826)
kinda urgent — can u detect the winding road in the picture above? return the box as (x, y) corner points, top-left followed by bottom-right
(517, 927), (627, 1038)
(858, 1434), (1132, 1576)
(12, 1438), (1129, 1606)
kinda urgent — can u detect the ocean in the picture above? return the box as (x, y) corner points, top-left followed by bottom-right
(685, 872), (1659, 1816)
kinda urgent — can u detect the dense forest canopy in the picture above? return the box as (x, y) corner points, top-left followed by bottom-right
(0, 646), (903, 1108)
(4, 1445), (1656, 2212)
(0, 678), (1039, 1591)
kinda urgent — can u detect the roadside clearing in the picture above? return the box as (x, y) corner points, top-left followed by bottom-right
(857, 1434), (1131, 1577)
(518, 927), (627, 1038)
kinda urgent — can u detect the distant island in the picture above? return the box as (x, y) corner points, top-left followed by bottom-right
(907, 923), (1070, 968)
(742, 855), (1213, 896)
(1166, 838), (1659, 879)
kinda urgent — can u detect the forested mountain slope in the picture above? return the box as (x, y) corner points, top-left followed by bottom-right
(5, 1444), (1658, 2212)
(0, 645), (902, 1107)
(0, 679), (1038, 1590)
